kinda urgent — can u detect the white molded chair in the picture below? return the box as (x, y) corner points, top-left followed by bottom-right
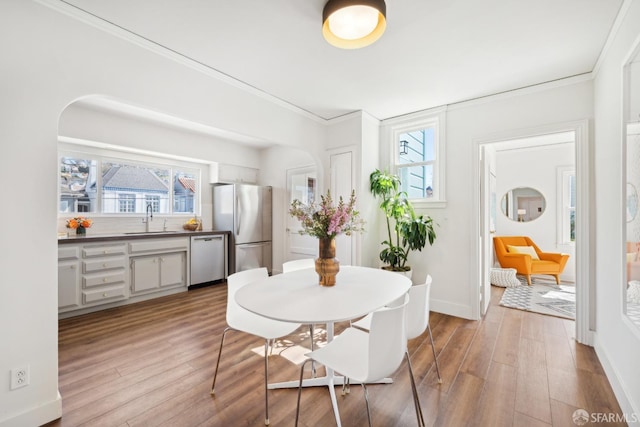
(282, 258), (315, 273)
(295, 294), (417, 427)
(352, 276), (441, 426)
(282, 258), (318, 375)
(211, 267), (301, 426)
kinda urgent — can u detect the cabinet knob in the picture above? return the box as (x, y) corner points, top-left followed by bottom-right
(70, 265), (75, 269)
(104, 250), (109, 254)
(103, 278), (108, 282)
(102, 293), (108, 297)
(103, 263), (107, 267)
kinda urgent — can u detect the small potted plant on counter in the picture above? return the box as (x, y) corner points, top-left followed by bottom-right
(369, 169), (436, 277)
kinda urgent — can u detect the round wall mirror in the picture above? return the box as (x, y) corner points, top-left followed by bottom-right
(500, 187), (546, 222)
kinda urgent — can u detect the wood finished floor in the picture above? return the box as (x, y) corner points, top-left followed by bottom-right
(47, 283), (625, 427)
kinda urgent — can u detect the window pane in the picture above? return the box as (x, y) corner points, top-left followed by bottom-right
(118, 194), (136, 213)
(399, 164), (434, 199)
(398, 127), (435, 165)
(570, 209), (576, 242)
(569, 174), (576, 209)
(59, 157), (97, 213)
(173, 171), (196, 214)
(101, 162), (170, 214)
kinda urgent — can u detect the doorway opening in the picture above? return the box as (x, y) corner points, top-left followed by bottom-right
(474, 120), (591, 344)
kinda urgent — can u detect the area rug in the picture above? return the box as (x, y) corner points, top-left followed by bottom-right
(499, 280), (576, 320)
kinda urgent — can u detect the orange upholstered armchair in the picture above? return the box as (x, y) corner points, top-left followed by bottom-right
(493, 236), (569, 285)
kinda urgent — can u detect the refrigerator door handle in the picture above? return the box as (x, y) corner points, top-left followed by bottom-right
(236, 194), (241, 235)
(238, 243), (268, 248)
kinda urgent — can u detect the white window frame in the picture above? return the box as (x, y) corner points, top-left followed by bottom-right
(557, 166), (576, 244)
(381, 107), (447, 208)
(118, 193), (136, 213)
(58, 146), (201, 218)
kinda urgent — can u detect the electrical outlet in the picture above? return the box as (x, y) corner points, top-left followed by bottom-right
(10, 365), (29, 390)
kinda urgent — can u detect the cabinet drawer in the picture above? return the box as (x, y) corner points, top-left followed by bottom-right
(83, 271), (126, 288)
(129, 238), (189, 254)
(83, 244), (127, 258)
(59, 246), (80, 260)
(83, 257), (126, 273)
(83, 285), (126, 304)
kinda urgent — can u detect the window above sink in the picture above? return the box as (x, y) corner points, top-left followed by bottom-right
(59, 150), (200, 217)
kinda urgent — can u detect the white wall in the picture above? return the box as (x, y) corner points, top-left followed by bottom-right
(3, 0), (639, 423)
(592, 0), (640, 418)
(0, 1), (325, 425)
(260, 146), (319, 274)
(494, 143), (576, 281)
(401, 80), (593, 319)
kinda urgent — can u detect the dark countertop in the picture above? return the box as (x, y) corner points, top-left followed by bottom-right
(58, 230), (231, 244)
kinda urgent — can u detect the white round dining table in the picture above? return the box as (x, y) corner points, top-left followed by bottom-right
(235, 265), (411, 324)
(235, 265), (411, 427)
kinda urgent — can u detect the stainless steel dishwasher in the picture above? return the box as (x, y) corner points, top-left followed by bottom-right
(190, 234), (227, 286)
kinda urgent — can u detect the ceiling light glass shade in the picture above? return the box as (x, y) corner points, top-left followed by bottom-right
(322, 0), (386, 49)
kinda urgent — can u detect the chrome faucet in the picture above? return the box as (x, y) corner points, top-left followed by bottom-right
(143, 203), (153, 232)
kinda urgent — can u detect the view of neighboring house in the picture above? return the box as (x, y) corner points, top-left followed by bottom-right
(102, 164), (169, 214)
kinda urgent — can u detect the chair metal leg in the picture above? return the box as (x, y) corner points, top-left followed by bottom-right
(295, 359), (312, 427)
(361, 383), (372, 427)
(210, 327), (232, 395)
(264, 340), (270, 425)
(309, 324), (316, 378)
(406, 351), (425, 427)
(341, 376), (350, 395)
(427, 324), (442, 384)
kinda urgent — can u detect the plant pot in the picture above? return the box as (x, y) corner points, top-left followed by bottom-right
(316, 237), (340, 286)
(382, 266), (412, 281)
(76, 226), (86, 235)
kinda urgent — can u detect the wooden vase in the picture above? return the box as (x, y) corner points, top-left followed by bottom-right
(316, 237), (340, 286)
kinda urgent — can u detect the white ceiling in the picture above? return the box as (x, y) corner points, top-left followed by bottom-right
(60, 0), (624, 121)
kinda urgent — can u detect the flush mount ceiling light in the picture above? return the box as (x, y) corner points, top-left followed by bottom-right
(322, 0), (387, 49)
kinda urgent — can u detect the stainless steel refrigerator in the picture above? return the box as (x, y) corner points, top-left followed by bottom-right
(212, 184), (272, 274)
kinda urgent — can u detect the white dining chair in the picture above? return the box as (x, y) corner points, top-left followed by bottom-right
(210, 267), (301, 426)
(295, 294), (416, 427)
(352, 276), (441, 426)
(282, 258), (319, 376)
(282, 258), (315, 273)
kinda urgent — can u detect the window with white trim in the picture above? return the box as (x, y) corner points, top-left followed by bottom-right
(118, 194), (136, 213)
(59, 150), (199, 216)
(383, 108), (446, 206)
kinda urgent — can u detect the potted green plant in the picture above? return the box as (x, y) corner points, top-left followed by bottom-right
(369, 169), (436, 274)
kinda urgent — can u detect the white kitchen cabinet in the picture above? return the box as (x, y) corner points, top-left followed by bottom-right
(58, 234), (209, 318)
(131, 252), (186, 294)
(210, 163), (258, 184)
(80, 243), (127, 307)
(58, 261), (80, 310)
(58, 245), (80, 311)
(160, 252), (185, 287)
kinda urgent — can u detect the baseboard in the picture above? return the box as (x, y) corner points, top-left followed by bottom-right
(430, 298), (474, 320)
(0, 392), (62, 427)
(593, 334), (640, 425)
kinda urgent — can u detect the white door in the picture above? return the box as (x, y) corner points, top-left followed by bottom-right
(285, 166), (318, 262)
(479, 147), (493, 315)
(330, 150), (354, 266)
